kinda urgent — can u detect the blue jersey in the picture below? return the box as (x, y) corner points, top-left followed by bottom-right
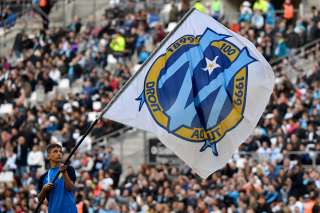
(38, 166), (77, 213)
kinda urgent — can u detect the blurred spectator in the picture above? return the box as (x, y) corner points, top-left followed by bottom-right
(274, 33), (288, 58)
(109, 31), (127, 63)
(193, 0), (206, 14)
(210, 0), (223, 20)
(311, 6), (320, 24)
(265, 0), (275, 27)
(285, 25), (302, 49)
(15, 136), (28, 176)
(27, 145), (44, 177)
(38, 0), (51, 29)
(253, 0), (268, 14)
(137, 45), (150, 64)
(169, 1), (178, 23)
(238, 1), (252, 23)
(283, 0), (295, 28)
(251, 9), (264, 30)
(108, 156), (122, 188)
(0, 6), (16, 29)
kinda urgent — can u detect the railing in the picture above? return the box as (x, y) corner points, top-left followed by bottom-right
(238, 151), (320, 167)
(91, 126), (132, 147)
(270, 38), (320, 74)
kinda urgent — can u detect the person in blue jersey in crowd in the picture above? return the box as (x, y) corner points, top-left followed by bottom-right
(38, 143), (77, 213)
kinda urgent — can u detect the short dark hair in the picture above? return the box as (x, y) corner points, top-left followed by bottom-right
(47, 143), (62, 153)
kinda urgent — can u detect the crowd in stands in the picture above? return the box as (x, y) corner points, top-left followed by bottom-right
(0, 0), (319, 212)
(235, 0), (320, 61)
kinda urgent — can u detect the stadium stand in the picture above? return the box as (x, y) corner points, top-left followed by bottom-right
(0, 0), (320, 212)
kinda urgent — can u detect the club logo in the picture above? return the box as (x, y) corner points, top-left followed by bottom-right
(137, 28), (256, 156)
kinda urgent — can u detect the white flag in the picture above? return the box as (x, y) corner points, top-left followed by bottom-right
(103, 9), (275, 178)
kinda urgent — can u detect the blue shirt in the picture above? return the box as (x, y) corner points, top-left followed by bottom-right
(39, 166), (77, 213)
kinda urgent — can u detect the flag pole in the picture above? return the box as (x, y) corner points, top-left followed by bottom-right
(33, 8), (196, 213)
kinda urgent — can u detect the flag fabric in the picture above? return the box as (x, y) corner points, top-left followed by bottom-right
(103, 9), (275, 178)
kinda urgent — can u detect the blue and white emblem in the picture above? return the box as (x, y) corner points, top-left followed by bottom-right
(137, 28), (257, 156)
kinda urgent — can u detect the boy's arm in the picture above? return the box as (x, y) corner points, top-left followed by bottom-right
(38, 183), (54, 202)
(60, 165), (76, 191)
(37, 173), (54, 202)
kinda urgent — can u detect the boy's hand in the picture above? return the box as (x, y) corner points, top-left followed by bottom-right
(59, 164), (67, 174)
(43, 183), (54, 192)
(38, 183), (54, 202)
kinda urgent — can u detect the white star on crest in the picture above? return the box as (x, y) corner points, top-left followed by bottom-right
(202, 56), (220, 75)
